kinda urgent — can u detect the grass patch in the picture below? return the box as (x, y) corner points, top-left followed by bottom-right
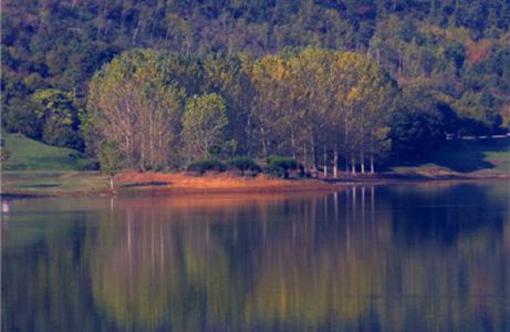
(391, 138), (510, 175)
(1, 134), (105, 195)
(2, 133), (97, 171)
(2, 171), (109, 195)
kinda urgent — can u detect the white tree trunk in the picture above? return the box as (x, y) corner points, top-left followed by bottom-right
(132, 26), (139, 45)
(360, 152), (365, 174)
(333, 146), (338, 178)
(303, 143), (308, 173)
(370, 155), (375, 174)
(260, 127), (267, 156)
(323, 146), (327, 178)
(291, 131), (296, 159)
(110, 177), (114, 191)
(310, 135), (316, 171)
(351, 158), (356, 175)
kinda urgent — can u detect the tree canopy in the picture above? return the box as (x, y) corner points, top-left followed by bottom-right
(86, 48), (401, 173)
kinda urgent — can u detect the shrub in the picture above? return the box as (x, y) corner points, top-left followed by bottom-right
(228, 157), (261, 174)
(98, 141), (123, 176)
(265, 155), (298, 178)
(267, 155), (298, 169)
(187, 159), (226, 174)
(263, 165), (285, 178)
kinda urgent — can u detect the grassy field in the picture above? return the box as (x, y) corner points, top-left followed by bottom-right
(390, 138), (510, 177)
(2, 133), (96, 171)
(1, 133), (108, 196)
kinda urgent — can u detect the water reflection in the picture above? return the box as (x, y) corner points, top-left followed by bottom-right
(2, 183), (510, 331)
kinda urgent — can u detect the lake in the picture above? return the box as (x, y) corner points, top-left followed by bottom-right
(2, 182), (510, 331)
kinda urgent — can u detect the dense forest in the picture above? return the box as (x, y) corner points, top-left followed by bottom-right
(2, 0), (510, 174)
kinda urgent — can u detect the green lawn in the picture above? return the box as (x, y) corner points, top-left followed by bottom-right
(2, 133), (96, 171)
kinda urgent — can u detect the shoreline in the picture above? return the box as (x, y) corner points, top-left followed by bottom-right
(2, 170), (509, 200)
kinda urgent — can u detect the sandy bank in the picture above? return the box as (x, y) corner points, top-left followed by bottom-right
(114, 171), (337, 195)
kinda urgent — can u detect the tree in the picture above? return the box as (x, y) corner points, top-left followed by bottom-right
(182, 94), (228, 162)
(452, 91), (502, 134)
(391, 109), (444, 156)
(0, 138), (11, 163)
(87, 49), (185, 170)
(203, 54), (255, 155)
(31, 89), (83, 150)
(250, 54), (293, 158)
(98, 141), (123, 191)
(391, 83), (455, 156)
(3, 97), (42, 139)
(250, 48), (397, 176)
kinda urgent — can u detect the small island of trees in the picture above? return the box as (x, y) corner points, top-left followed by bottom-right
(87, 48), (398, 176)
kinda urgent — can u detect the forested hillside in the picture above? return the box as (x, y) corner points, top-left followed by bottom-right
(2, 0), (510, 173)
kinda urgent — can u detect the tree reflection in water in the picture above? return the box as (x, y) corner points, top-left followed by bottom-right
(2, 183), (510, 331)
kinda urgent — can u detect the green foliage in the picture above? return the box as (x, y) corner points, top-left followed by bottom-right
(187, 159), (227, 174)
(453, 92), (502, 134)
(228, 157), (261, 174)
(182, 93), (228, 161)
(266, 155), (299, 178)
(97, 141), (123, 177)
(3, 97), (42, 138)
(391, 84), (464, 156)
(3, 88), (84, 151)
(0, 138), (10, 162)
(391, 109), (445, 155)
(266, 155), (298, 169)
(88, 49), (186, 170)
(31, 89), (83, 149)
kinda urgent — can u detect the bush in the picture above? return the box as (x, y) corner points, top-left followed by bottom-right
(187, 159), (226, 174)
(265, 155), (298, 178)
(98, 141), (123, 176)
(228, 157), (261, 174)
(42, 121), (83, 150)
(267, 155), (298, 169)
(3, 98), (43, 139)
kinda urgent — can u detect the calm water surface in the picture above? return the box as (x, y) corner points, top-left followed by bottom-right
(2, 182), (510, 331)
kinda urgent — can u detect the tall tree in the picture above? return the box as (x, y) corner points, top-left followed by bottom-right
(87, 49), (185, 170)
(250, 48), (397, 175)
(181, 93), (228, 162)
